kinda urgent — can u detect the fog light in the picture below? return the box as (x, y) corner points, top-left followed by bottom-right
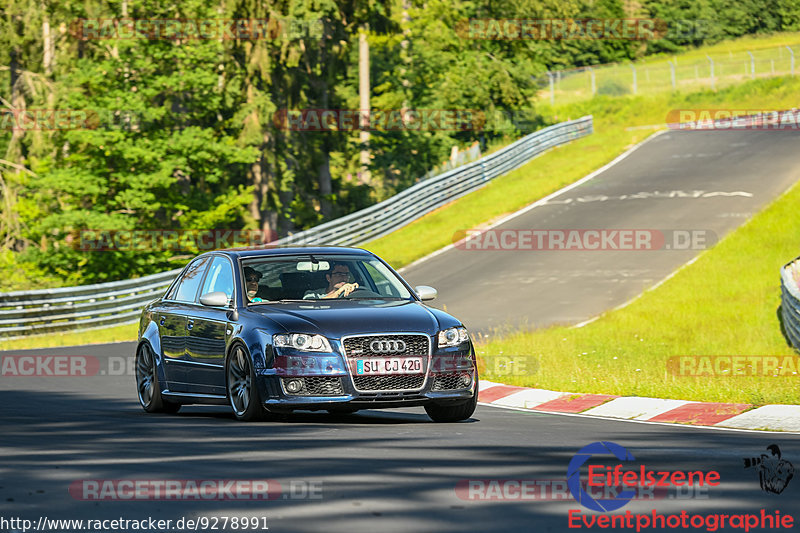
(460, 373), (472, 387)
(285, 379), (304, 393)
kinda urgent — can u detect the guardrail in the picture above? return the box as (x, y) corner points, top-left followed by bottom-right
(781, 257), (800, 351)
(0, 115), (593, 339)
(0, 268), (182, 339)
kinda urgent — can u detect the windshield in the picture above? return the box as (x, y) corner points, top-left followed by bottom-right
(241, 254), (413, 303)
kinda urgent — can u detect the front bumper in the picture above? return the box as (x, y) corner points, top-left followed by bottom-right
(255, 350), (477, 411)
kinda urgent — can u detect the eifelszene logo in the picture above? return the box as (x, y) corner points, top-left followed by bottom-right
(567, 441), (637, 512)
(743, 445), (794, 494)
(567, 441), (721, 512)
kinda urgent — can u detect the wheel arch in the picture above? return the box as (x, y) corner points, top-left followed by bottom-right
(137, 322), (168, 388)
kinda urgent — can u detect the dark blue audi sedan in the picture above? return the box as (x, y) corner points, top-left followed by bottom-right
(135, 247), (478, 422)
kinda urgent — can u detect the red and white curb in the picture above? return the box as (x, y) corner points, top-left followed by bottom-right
(478, 380), (800, 432)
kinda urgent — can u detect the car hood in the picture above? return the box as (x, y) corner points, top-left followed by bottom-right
(247, 299), (457, 338)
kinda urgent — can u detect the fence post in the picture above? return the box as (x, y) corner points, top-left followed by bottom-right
(548, 72), (554, 106)
(631, 63), (637, 94)
(706, 55), (715, 90)
(668, 60), (676, 90)
(788, 46), (795, 76)
(589, 66), (596, 95)
(747, 51), (755, 79)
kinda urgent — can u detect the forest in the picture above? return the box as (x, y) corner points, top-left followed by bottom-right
(1, 0), (797, 288)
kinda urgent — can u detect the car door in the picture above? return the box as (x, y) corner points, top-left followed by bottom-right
(185, 255), (234, 396)
(162, 255), (212, 392)
(157, 278), (188, 389)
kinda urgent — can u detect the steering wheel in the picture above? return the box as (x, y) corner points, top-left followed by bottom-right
(341, 287), (382, 298)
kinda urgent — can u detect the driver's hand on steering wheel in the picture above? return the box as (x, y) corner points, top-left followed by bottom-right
(337, 282), (359, 297)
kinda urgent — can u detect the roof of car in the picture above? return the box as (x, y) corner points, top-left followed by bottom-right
(208, 246), (374, 260)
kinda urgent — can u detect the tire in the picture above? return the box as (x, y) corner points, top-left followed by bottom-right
(424, 393), (477, 422)
(226, 344), (266, 421)
(136, 343), (180, 414)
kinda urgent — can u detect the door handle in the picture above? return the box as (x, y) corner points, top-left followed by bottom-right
(187, 319), (194, 330)
(159, 315), (166, 326)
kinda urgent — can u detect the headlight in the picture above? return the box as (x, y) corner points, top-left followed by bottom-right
(273, 333), (332, 352)
(438, 326), (469, 348)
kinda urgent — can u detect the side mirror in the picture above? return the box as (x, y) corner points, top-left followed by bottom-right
(414, 285), (438, 301)
(199, 291), (229, 307)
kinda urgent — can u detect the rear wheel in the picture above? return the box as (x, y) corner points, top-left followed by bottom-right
(226, 345), (266, 421)
(136, 343), (180, 414)
(424, 393), (477, 422)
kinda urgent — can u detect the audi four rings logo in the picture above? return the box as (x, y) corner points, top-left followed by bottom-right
(370, 339), (407, 353)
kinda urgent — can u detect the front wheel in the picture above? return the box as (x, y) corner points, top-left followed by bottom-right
(135, 343), (180, 414)
(424, 393), (477, 422)
(226, 345), (266, 421)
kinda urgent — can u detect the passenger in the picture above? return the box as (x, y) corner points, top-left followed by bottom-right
(303, 262), (359, 299)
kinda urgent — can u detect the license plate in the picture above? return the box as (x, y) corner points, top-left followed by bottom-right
(355, 357), (423, 375)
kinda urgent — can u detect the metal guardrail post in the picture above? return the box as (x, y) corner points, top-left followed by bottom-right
(668, 60), (676, 90)
(706, 55), (715, 91)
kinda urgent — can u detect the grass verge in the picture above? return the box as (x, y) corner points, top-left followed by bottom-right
(0, 322), (138, 351)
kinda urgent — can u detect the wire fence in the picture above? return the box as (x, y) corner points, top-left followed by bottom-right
(540, 44), (798, 105)
(0, 115), (594, 339)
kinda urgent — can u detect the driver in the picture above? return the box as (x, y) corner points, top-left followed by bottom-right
(303, 262), (359, 299)
(244, 266), (264, 303)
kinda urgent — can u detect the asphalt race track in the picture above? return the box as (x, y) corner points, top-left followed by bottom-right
(3, 130), (800, 533)
(2, 343), (800, 533)
(403, 129), (800, 333)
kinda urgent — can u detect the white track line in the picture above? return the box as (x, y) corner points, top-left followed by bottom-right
(399, 129), (668, 273)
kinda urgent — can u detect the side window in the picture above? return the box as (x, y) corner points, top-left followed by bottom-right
(364, 262), (400, 297)
(173, 256), (211, 302)
(165, 277), (180, 300)
(200, 256), (234, 300)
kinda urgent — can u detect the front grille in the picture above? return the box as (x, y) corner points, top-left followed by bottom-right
(432, 372), (471, 391)
(343, 334), (430, 357)
(282, 377), (344, 396)
(352, 374), (425, 391)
